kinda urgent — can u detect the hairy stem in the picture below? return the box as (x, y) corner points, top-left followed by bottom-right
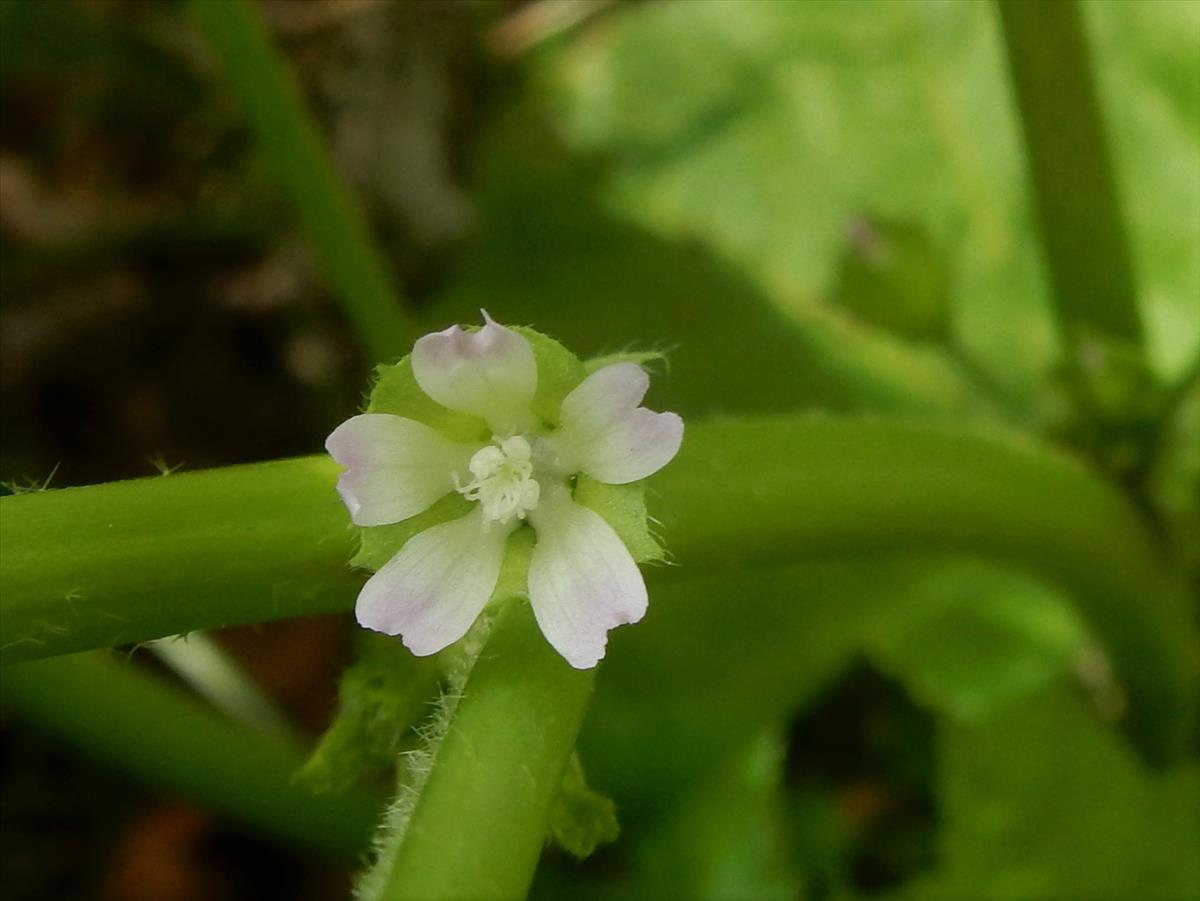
(0, 456), (357, 663)
(1, 419), (1193, 759)
(360, 602), (594, 900)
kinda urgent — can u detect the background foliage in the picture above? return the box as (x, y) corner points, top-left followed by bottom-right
(1, 1), (1196, 899)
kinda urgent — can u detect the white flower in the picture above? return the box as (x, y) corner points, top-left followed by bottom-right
(326, 313), (684, 669)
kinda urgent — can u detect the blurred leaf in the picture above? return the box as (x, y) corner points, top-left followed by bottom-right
(864, 566), (1085, 721)
(296, 632), (439, 793)
(909, 682), (1200, 901)
(1087, 0), (1200, 380)
(581, 559), (918, 822)
(580, 556), (1087, 821)
(632, 731), (801, 901)
(537, 0), (1055, 400)
(536, 0), (1200, 394)
(432, 115), (990, 421)
(1, 652), (379, 858)
(561, 557), (1092, 899)
(833, 217), (951, 343)
(1150, 370), (1200, 573)
(547, 753), (620, 860)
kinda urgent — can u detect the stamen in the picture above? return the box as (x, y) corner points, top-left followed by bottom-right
(457, 435), (541, 525)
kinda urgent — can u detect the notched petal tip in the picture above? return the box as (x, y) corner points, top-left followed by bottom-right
(528, 495), (649, 670)
(411, 313), (537, 429)
(609, 408), (683, 484)
(555, 363), (684, 484)
(334, 471), (363, 519)
(354, 510), (506, 656)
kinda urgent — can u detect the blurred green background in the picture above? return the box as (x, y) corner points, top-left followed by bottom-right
(0, 0), (1197, 899)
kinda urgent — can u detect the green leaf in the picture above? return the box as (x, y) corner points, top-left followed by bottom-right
(547, 753), (620, 860)
(865, 565), (1086, 721)
(432, 114), (992, 421)
(534, 0), (1200, 392)
(631, 731), (801, 901)
(911, 682), (1200, 901)
(536, 0), (1056, 399)
(2, 652), (379, 858)
(582, 557), (945, 816)
(296, 632), (440, 793)
(832, 217), (952, 343)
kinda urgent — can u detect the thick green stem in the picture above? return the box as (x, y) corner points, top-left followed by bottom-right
(0, 652), (379, 857)
(188, 0), (416, 363)
(0, 456), (357, 663)
(996, 0), (1142, 347)
(366, 601), (594, 900)
(654, 418), (1195, 761)
(1, 419), (1193, 758)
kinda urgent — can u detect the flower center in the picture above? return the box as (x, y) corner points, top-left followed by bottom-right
(457, 435), (541, 526)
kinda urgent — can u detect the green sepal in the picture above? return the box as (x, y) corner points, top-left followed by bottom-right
(584, 349), (667, 374)
(352, 492), (473, 573)
(365, 356), (487, 443)
(574, 476), (664, 565)
(547, 752), (620, 859)
(516, 325), (588, 426)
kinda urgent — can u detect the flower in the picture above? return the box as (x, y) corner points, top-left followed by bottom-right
(326, 313), (684, 668)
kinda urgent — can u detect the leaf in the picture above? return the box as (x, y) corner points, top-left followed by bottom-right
(864, 565), (1086, 721)
(910, 682), (1200, 901)
(547, 753), (620, 860)
(536, 0), (1056, 399)
(295, 632), (440, 793)
(832, 217), (952, 343)
(581, 556), (993, 817)
(631, 731), (801, 901)
(536, 0), (1200, 392)
(430, 114), (989, 422)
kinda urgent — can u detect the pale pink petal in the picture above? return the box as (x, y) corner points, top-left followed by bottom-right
(326, 414), (475, 526)
(411, 312), (537, 432)
(527, 491), (648, 669)
(355, 509), (508, 656)
(554, 363), (684, 484)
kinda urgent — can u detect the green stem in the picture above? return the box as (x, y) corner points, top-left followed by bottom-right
(188, 0), (416, 363)
(0, 652), (379, 857)
(364, 601), (594, 900)
(0, 456), (357, 663)
(655, 417), (1194, 761)
(996, 0), (1142, 347)
(1, 419), (1193, 758)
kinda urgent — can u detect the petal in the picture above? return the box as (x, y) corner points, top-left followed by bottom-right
(411, 311), (537, 433)
(326, 414), (474, 526)
(555, 363), (684, 484)
(527, 492), (648, 669)
(355, 509), (508, 656)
